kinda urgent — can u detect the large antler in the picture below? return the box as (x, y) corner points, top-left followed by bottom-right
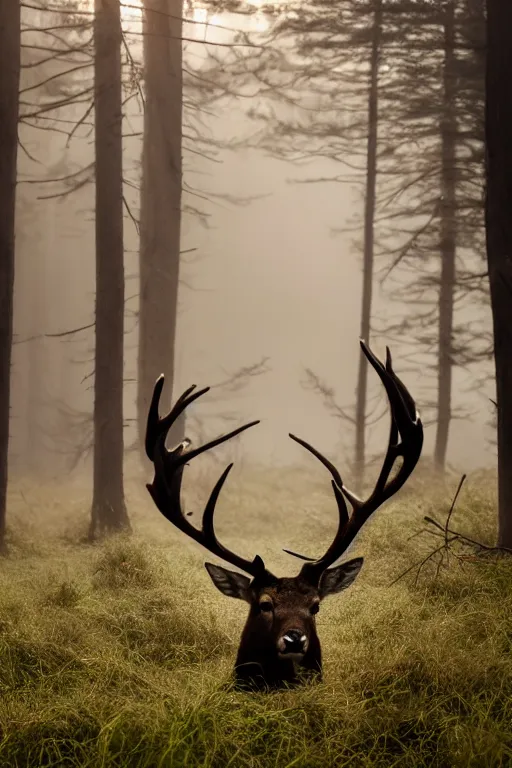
(288, 341), (423, 585)
(146, 376), (271, 580)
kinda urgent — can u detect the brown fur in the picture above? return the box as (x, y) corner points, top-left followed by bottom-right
(205, 559), (363, 691)
(234, 577), (321, 690)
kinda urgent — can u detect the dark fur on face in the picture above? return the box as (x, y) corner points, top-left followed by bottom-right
(205, 558), (363, 690)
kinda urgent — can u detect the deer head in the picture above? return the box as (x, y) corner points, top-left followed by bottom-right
(145, 341), (423, 690)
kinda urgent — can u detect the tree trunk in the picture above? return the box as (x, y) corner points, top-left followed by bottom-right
(25, 235), (47, 475)
(0, 0), (21, 553)
(485, 0), (512, 548)
(138, 0), (183, 463)
(90, 0), (129, 538)
(354, 0), (381, 493)
(434, 0), (457, 473)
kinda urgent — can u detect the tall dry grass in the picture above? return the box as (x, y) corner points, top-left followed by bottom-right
(0, 465), (510, 766)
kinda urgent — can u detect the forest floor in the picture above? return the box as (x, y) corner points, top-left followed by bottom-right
(0, 464), (510, 767)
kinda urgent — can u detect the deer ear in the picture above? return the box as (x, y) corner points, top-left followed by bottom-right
(205, 563), (252, 601)
(318, 557), (364, 599)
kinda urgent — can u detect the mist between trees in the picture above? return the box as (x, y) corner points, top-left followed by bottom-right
(0, 0), (511, 548)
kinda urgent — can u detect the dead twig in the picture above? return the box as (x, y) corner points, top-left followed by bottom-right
(390, 474), (512, 586)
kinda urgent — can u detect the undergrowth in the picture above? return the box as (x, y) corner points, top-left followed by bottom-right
(0, 466), (510, 767)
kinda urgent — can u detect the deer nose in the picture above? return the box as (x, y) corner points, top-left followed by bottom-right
(279, 629), (308, 655)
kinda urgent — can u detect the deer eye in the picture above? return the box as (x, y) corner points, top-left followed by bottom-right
(259, 600), (273, 612)
(310, 603), (320, 615)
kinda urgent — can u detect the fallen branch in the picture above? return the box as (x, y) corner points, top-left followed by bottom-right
(391, 474), (512, 586)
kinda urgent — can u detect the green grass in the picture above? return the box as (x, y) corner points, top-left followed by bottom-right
(0, 466), (511, 767)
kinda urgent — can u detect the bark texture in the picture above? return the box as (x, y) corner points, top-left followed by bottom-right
(138, 0), (183, 462)
(485, 0), (512, 548)
(354, 0), (381, 492)
(90, 0), (129, 537)
(434, 0), (457, 472)
(0, 0), (21, 552)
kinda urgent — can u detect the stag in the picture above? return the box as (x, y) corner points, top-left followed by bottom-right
(145, 341), (423, 690)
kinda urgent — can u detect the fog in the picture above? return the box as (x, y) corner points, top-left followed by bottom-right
(10, 0), (494, 482)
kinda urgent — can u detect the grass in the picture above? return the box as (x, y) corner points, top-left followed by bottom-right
(0, 464), (511, 766)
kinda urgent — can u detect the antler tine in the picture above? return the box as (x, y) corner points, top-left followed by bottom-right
(288, 434), (344, 489)
(362, 341), (423, 501)
(145, 376), (208, 461)
(385, 347), (416, 421)
(145, 377), (270, 581)
(201, 464), (266, 574)
(288, 342), (423, 584)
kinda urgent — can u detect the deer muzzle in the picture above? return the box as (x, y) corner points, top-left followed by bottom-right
(277, 629), (309, 658)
